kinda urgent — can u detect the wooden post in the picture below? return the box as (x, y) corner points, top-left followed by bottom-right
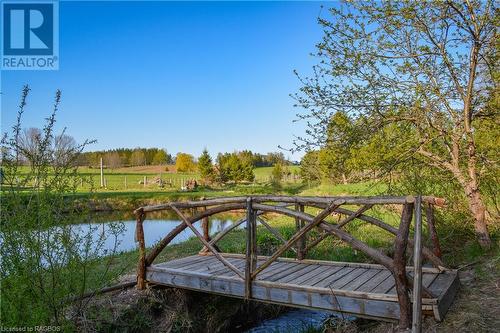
(100, 157), (104, 187)
(201, 197), (210, 242)
(393, 199), (414, 330)
(412, 195), (423, 333)
(425, 203), (442, 258)
(124, 176), (127, 189)
(135, 208), (146, 290)
(144, 176), (147, 187)
(245, 197), (257, 299)
(295, 203), (306, 260)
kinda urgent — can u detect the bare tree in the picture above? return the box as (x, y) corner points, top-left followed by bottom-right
(104, 151), (122, 169)
(53, 133), (78, 167)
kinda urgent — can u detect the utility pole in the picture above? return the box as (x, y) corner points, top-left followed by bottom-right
(100, 157), (104, 187)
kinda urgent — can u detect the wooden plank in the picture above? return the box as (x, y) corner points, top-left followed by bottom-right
(275, 264), (321, 284)
(257, 262), (293, 280)
(194, 257), (247, 274)
(266, 263), (306, 282)
(356, 269), (391, 292)
(287, 265), (325, 285)
(160, 255), (204, 268)
(371, 274), (395, 294)
(387, 272), (439, 295)
(213, 258), (248, 276)
(429, 272), (457, 298)
(436, 272), (459, 321)
(328, 268), (368, 289)
(343, 268), (381, 291)
(175, 256), (221, 271)
(305, 265), (345, 286)
(216, 252), (441, 273)
(315, 267), (356, 288)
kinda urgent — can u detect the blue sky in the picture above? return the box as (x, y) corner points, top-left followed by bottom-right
(1, 1), (329, 160)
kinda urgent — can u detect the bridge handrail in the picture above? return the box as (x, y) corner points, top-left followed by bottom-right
(134, 194), (446, 330)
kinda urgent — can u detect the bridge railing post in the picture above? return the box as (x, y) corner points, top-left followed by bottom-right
(425, 202), (442, 258)
(245, 197), (257, 299)
(412, 195), (423, 333)
(393, 197), (414, 330)
(135, 208), (146, 290)
(295, 203), (306, 260)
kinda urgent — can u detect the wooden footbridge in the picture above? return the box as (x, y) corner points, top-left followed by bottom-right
(134, 195), (458, 332)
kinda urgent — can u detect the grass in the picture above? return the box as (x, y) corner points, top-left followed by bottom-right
(29, 165), (302, 193)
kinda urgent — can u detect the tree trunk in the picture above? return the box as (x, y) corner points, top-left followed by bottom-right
(465, 183), (491, 249)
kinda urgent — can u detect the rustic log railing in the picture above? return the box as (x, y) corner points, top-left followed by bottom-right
(134, 195), (446, 331)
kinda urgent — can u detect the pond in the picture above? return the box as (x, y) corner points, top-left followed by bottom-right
(76, 211), (243, 254)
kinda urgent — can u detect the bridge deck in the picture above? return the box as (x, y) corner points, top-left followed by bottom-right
(146, 253), (459, 322)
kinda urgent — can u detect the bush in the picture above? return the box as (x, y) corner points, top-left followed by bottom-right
(0, 86), (126, 327)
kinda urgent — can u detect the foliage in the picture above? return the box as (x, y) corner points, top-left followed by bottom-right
(79, 147), (173, 167)
(152, 149), (170, 165)
(197, 149), (215, 184)
(294, 0), (498, 247)
(0, 86), (126, 327)
(175, 153), (196, 173)
(300, 150), (321, 183)
(216, 152), (255, 183)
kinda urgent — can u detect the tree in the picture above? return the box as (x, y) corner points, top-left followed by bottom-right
(271, 162), (284, 186)
(152, 149), (168, 165)
(130, 149), (145, 166)
(198, 149), (215, 183)
(175, 152), (196, 172)
(216, 152), (254, 183)
(300, 150), (321, 183)
(53, 134), (78, 167)
(104, 151), (121, 169)
(293, 0), (497, 248)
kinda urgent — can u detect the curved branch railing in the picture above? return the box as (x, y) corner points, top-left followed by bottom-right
(134, 195), (446, 330)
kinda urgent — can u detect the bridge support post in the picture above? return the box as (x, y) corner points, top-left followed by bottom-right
(412, 196), (423, 333)
(295, 203), (306, 260)
(393, 199), (414, 330)
(135, 208), (147, 290)
(245, 197), (257, 299)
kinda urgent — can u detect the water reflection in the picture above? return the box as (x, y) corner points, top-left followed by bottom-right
(76, 214), (243, 254)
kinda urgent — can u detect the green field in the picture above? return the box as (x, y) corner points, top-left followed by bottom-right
(74, 165), (301, 192)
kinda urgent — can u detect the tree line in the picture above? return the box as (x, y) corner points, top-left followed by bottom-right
(78, 148), (173, 168)
(78, 148), (290, 170)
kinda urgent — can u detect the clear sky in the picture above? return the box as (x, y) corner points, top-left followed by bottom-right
(1, 1), (329, 160)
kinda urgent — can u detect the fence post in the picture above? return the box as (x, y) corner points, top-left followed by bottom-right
(295, 203), (306, 260)
(245, 197), (257, 299)
(412, 195), (423, 333)
(135, 208), (146, 290)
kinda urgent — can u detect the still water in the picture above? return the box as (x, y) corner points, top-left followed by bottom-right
(76, 212), (242, 254)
